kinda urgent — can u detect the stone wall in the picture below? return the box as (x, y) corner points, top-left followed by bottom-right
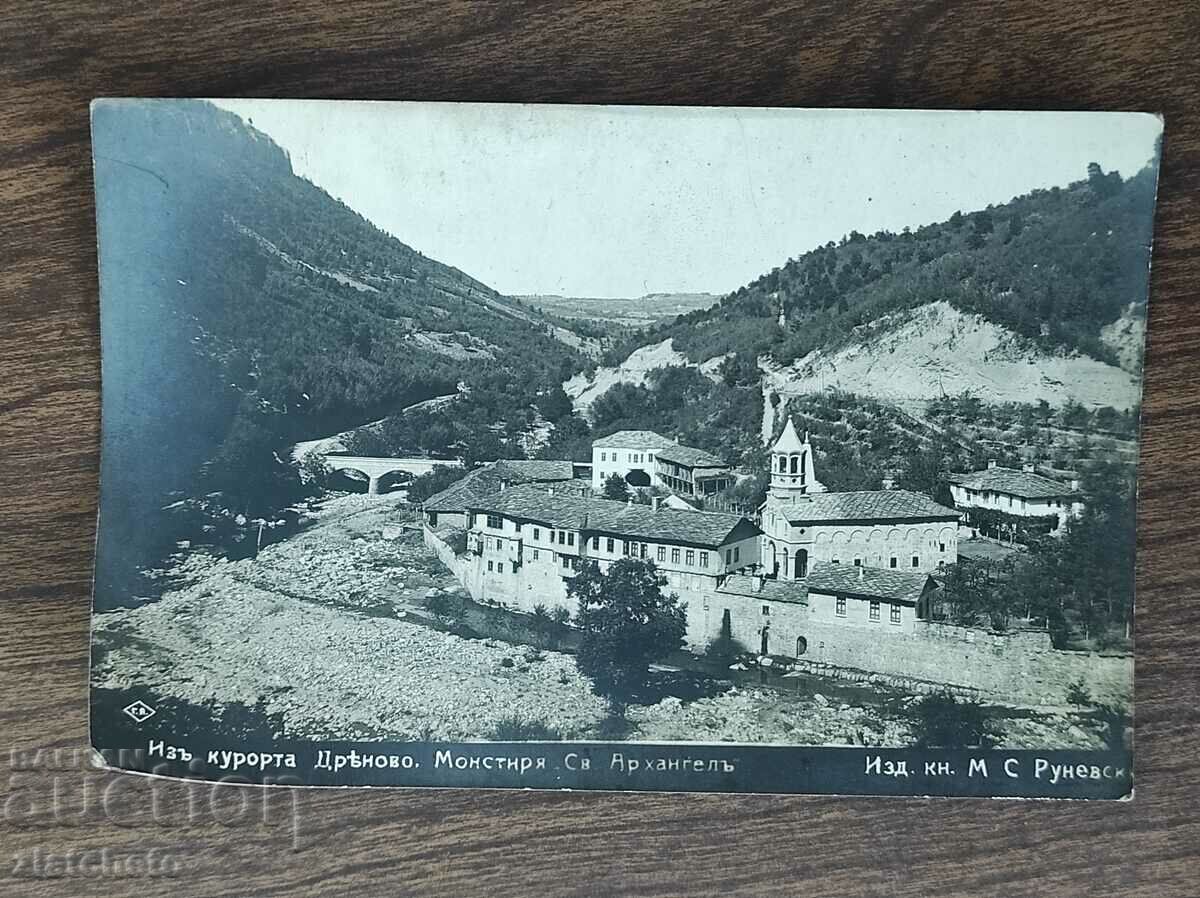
(795, 616), (1131, 706)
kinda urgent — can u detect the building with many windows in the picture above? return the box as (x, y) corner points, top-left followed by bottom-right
(948, 462), (1083, 537)
(457, 484), (761, 646)
(590, 430), (677, 492)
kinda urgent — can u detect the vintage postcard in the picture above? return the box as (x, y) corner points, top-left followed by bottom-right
(90, 99), (1160, 797)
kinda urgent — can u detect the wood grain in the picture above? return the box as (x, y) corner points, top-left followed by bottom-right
(2, 1), (1199, 895)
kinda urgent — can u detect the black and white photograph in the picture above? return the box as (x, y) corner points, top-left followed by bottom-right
(89, 99), (1160, 797)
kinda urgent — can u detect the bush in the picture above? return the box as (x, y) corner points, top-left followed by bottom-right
(908, 690), (997, 748)
(550, 606), (572, 626)
(490, 715), (562, 741)
(1066, 678), (1092, 707)
(425, 590), (468, 627)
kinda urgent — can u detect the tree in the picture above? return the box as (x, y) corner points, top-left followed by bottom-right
(602, 472), (631, 502)
(536, 385), (574, 422)
(568, 559), (687, 716)
(908, 690), (997, 748)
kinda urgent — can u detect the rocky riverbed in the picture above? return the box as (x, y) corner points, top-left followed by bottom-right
(92, 494), (1114, 748)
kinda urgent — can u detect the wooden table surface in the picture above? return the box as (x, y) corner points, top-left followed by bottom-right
(2, 2), (1198, 895)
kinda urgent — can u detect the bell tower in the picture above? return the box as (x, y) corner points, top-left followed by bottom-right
(769, 417), (824, 500)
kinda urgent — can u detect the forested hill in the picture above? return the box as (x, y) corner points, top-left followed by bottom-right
(91, 99), (584, 600)
(610, 158), (1160, 373)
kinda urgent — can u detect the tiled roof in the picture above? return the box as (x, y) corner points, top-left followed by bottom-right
(717, 575), (808, 605)
(947, 467), (1078, 500)
(655, 444), (727, 468)
(806, 562), (932, 604)
(467, 483), (758, 547)
(423, 460), (579, 513)
(592, 430), (676, 450)
(422, 466), (503, 513)
(493, 459), (576, 482)
(780, 489), (959, 524)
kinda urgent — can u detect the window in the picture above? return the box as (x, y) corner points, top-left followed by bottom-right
(592, 536), (599, 550)
(939, 542), (945, 552)
(725, 549), (732, 564)
(685, 550), (695, 566)
(549, 529), (555, 542)
(836, 597), (846, 616)
(487, 514), (502, 529)
(762, 605), (770, 616)
(558, 531), (566, 545)
(428, 512), (438, 526)
(487, 561), (494, 572)
(561, 555), (570, 568)
(533, 528), (540, 541)
(623, 540), (632, 556)
(911, 556), (920, 568)
(870, 601), (880, 621)
(854, 558), (861, 567)
(671, 547), (681, 564)
(831, 558), (839, 564)
(657, 546), (666, 562)
(600, 451), (606, 461)
(734, 547), (740, 563)
(889, 557), (897, 569)
(699, 552), (709, 568)
(607, 538), (615, 553)
(567, 532), (575, 547)
(890, 604), (902, 624)
(497, 563), (504, 574)
(532, 549), (539, 560)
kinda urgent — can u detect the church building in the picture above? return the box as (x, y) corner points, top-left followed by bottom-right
(759, 418), (960, 579)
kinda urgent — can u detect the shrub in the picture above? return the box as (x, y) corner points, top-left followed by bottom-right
(550, 606), (572, 626)
(425, 590), (468, 627)
(1066, 678), (1092, 706)
(908, 690), (997, 748)
(490, 715), (562, 741)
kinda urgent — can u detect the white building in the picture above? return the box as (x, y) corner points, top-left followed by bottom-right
(589, 430), (678, 492)
(948, 462), (1084, 537)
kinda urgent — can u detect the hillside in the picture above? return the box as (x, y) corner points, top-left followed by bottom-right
(91, 100), (586, 600)
(762, 301), (1142, 415)
(599, 159), (1159, 416)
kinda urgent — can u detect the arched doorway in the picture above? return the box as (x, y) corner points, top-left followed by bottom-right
(759, 625), (770, 656)
(766, 541), (778, 578)
(796, 549), (809, 578)
(625, 469), (651, 488)
(795, 635), (807, 657)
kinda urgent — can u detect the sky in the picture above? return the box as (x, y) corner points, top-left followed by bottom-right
(215, 100), (1161, 299)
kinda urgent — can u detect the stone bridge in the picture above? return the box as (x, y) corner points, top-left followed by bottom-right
(323, 455), (462, 495)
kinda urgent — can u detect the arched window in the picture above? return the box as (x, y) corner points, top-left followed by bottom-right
(790, 455), (798, 474)
(778, 456), (787, 473)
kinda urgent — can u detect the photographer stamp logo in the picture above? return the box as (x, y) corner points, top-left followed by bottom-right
(121, 701), (156, 724)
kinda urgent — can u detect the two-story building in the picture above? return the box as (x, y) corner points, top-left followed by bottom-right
(654, 444), (734, 497)
(948, 462), (1083, 537)
(590, 430), (677, 492)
